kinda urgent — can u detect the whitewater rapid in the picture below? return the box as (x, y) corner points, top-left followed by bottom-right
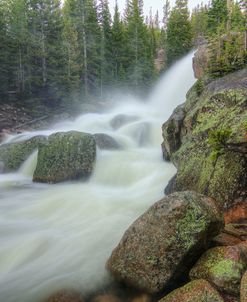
(0, 52), (195, 302)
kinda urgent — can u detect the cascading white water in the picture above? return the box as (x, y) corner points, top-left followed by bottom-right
(0, 52), (195, 302)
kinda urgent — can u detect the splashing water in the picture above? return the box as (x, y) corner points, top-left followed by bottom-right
(0, 52), (195, 302)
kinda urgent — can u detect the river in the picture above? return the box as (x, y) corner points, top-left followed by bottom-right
(0, 52), (195, 302)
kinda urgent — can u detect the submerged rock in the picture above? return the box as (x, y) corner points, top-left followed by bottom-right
(33, 131), (96, 183)
(162, 68), (247, 210)
(190, 246), (247, 295)
(0, 161), (4, 173)
(110, 114), (139, 130)
(93, 133), (121, 150)
(106, 191), (223, 294)
(158, 279), (224, 302)
(0, 135), (46, 172)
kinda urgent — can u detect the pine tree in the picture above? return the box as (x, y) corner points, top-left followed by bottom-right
(163, 0), (170, 31)
(26, 0), (66, 104)
(0, 0), (12, 100)
(124, 0), (155, 90)
(207, 0), (228, 34)
(166, 0), (192, 65)
(111, 2), (128, 86)
(63, 0), (81, 98)
(98, 0), (113, 95)
(191, 4), (208, 42)
(63, 0), (101, 97)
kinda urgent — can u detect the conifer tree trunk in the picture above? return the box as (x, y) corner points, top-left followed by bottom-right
(41, 15), (47, 85)
(226, 0), (232, 31)
(82, 6), (88, 97)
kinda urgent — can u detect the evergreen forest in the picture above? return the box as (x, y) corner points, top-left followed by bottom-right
(0, 0), (246, 112)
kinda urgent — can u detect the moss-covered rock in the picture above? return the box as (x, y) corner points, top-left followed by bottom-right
(158, 279), (224, 302)
(106, 191), (223, 294)
(33, 131), (96, 183)
(190, 246), (247, 295)
(162, 69), (247, 210)
(0, 135), (46, 172)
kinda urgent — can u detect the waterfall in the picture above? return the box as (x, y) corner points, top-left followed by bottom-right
(0, 52), (195, 302)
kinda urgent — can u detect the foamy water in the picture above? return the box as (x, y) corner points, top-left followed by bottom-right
(0, 52), (195, 302)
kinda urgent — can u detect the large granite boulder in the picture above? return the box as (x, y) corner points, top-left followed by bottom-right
(190, 246), (247, 295)
(0, 135), (46, 172)
(162, 68), (247, 210)
(158, 279), (224, 302)
(33, 131), (96, 183)
(106, 191), (223, 294)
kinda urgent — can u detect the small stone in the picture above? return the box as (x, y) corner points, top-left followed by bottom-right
(212, 232), (242, 247)
(90, 294), (121, 302)
(158, 279), (224, 302)
(46, 291), (84, 302)
(131, 294), (151, 302)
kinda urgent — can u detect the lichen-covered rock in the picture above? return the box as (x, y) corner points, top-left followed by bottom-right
(0, 135), (46, 172)
(241, 270), (247, 302)
(162, 69), (247, 210)
(158, 279), (224, 302)
(190, 246), (247, 295)
(46, 290), (84, 302)
(93, 133), (121, 150)
(106, 191), (223, 294)
(33, 131), (96, 183)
